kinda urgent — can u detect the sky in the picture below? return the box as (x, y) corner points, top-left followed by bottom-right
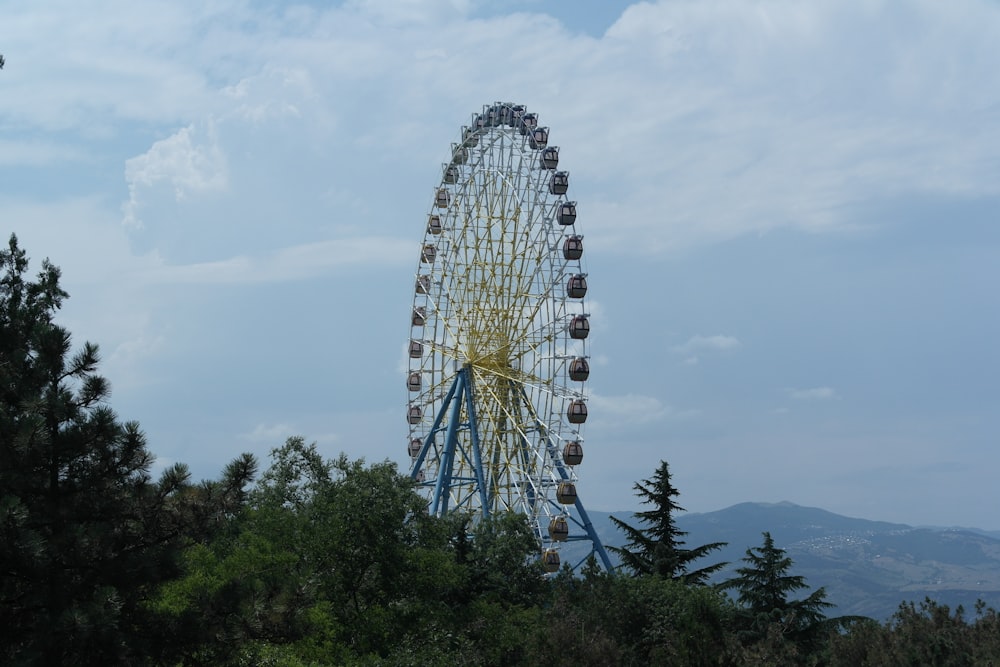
(2, 0), (999, 530)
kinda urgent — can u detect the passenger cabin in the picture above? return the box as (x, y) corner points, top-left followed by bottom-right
(562, 235), (584, 260)
(568, 357), (590, 381)
(411, 307), (426, 327)
(540, 146), (559, 170)
(499, 104), (514, 126)
(567, 400), (588, 424)
(408, 340), (423, 358)
(406, 372), (421, 392)
(407, 405), (422, 424)
(415, 275), (430, 294)
(557, 201), (577, 225)
(563, 440), (584, 466)
(434, 189), (450, 209)
(408, 438), (422, 458)
(566, 274), (587, 298)
(509, 104), (526, 126)
(542, 549), (560, 573)
(519, 112), (538, 136)
(443, 165), (459, 184)
(427, 215), (442, 235)
(451, 145), (468, 165)
(461, 126), (478, 147)
(556, 481), (578, 504)
(550, 171), (569, 195)
(421, 244), (436, 263)
(549, 517), (570, 542)
(529, 126), (549, 149)
(569, 315), (590, 339)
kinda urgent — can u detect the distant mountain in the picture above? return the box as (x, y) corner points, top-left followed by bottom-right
(570, 502), (1000, 620)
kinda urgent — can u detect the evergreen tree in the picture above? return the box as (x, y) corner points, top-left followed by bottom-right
(719, 531), (835, 646)
(609, 460), (726, 584)
(0, 235), (254, 664)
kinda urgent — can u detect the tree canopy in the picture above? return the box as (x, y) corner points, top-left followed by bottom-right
(609, 460), (727, 584)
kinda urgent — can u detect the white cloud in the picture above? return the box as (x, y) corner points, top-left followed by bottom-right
(105, 331), (167, 390)
(10, 0), (999, 253)
(144, 237), (415, 285)
(674, 334), (742, 354)
(788, 386), (838, 400)
(123, 121), (228, 228)
(241, 423), (300, 444)
(587, 391), (700, 425)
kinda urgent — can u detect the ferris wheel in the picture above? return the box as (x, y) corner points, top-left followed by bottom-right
(406, 102), (611, 572)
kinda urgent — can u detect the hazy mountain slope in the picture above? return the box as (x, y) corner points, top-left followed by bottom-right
(572, 502), (1000, 619)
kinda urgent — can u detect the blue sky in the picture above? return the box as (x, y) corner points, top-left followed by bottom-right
(2, 0), (999, 528)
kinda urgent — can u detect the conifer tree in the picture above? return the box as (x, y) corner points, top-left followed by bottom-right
(610, 460), (726, 584)
(719, 531), (834, 644)
(0, 235), (253, 663)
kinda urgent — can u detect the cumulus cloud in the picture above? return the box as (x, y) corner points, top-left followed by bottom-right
(122, 121), (228, 228)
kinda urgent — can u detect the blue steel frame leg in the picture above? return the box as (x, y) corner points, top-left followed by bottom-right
(409, 375), (460, 478)
(548, 436), (613, 571)
(572, 496), (613, 571)
(411, 367), (612, 571)
(461, 368), (490, 516)
(414, 367), (489, 518)
(431, 372), (466, 515)
(515, 385), (613, 571)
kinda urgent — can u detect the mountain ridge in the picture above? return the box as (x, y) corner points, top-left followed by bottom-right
(573, 501), (1000, 620)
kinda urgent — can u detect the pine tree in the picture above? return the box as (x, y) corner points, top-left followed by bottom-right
(0, 235), (254, 663)
(609, 460), (726, 584)
(719, 531), (834, 645)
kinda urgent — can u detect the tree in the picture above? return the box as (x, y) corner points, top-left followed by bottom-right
(719, 531), (835, 648)
(827, 597), (1000, 666)
(152, 439), (552, 665)
(0, 235), (254, 664)
(609, 460), (726, 584)
(533, 567), (735, 666)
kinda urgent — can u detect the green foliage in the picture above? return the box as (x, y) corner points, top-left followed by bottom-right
(153, 438), (551, 665)
(531, 568), (735, 666)
(720, 531), (837, 651)
(0, 235), (255, 664)
(609, 460), (727, 583)
(826, 598), (1000, 666)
